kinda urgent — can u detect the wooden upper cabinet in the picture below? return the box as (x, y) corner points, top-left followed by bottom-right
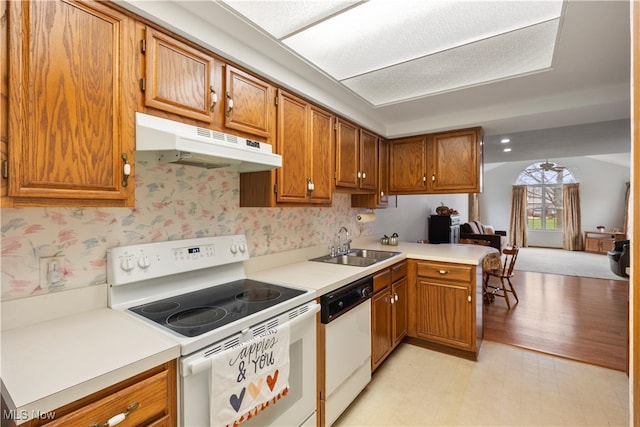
(359, 129), (378, 191)
(276, 90), (333, 205)
(389, 127), (482, 195)
(389, 136), (427, 193)
(240, 89), (333, 206)
(308, 105), (334, 204)
(1, 0), (8, 204)
(141, 26), (218, 124)
(430, 127), (482, 193)
(352, 138), (391, 208)
(5, 0), (136, 207)
(335, 119), (378, 192)
(225, 65), (275, 140)
(334, 119), (359, 189)
(275, 91), (309, 204)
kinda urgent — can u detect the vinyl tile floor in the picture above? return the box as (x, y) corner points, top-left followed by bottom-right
(333, 342), (629, 427)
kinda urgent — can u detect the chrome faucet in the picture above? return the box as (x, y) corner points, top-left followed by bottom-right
(337, 226), (351, 255)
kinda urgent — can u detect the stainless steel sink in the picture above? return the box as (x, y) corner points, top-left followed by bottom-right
(317, 255), (378, 267)
(310, 248), (400, 267)
(346, 249), (401, 260)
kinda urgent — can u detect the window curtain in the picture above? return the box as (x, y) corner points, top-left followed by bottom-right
(509, 185), (528, 247)
(563, 183), (584, 251)
(468, 193), (480, 222)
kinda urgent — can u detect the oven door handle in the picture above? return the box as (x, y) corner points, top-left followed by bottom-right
(185, 302), (320, 376)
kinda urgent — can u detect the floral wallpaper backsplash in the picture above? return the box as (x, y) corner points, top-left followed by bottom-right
(1, 162), (375, 301)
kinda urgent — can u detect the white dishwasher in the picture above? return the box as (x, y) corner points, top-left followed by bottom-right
(320, 275), (373, 426)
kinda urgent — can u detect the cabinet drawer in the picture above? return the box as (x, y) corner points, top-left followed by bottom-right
(416, 261), (473, 282)
(44, 369), (171, 426)
(373, 268), (391, 293)
(391, 260), (407, 282)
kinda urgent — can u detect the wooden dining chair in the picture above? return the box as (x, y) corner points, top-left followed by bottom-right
(483, 246), (520, 309)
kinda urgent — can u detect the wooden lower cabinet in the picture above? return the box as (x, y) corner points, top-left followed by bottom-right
(407, 259), (482, 360)
(21, 361), (176, 427)
(371, 260), (408, 372)
(584, 231), (626, 254)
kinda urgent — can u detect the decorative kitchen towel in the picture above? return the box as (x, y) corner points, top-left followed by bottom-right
(210, 323), (290, 427)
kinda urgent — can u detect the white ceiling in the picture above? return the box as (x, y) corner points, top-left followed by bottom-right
(119, 0), (631, 164)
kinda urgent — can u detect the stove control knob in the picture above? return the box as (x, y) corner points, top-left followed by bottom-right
(138, 255), (151, 270)
(230, 244), (238, 254)
(120, 257), (135, 272)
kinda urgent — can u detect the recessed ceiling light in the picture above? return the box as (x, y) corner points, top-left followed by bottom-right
(500, 138), (511, 143)
(503, 148), (512, 152)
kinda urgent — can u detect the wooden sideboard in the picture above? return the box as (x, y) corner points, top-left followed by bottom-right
(584, 231), (626, 254)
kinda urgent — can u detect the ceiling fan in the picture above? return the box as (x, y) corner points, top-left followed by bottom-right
(538, 160), (566, 172)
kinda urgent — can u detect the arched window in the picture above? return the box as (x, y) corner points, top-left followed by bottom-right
(515, 162), (576, 231)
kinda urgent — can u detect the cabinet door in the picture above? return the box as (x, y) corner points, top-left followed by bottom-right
(309, 105), (334, 204)
(359, 129), (378, 191)
(392, 277), (408, 347)
(225, 65), (273, 139)
(378, 138), (390, 207)
(276, 90), (309, 204)
(415, 277), (473, 350)
(430, 128), (481, 193)
(7, 0), (136, 206)
(142, 27), (217, 124)
(389, 136), (427, 193)
(351, 137), (391, 208)
(334, 119), (359, 189)
(371, 288), (392, 371)
(584, 237), (602, 253)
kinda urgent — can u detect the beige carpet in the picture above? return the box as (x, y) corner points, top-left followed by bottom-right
(514, 247), (628, 281)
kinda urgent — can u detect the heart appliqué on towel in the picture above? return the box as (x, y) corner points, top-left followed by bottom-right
(267, 370), (279, 391)
(248, 379), (263, 399)
(230, 387), (246, 412)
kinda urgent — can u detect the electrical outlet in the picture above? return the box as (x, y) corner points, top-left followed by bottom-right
(39, 256), (66, 289)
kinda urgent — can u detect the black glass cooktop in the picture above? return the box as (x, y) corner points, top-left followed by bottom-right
(129, 279), (305, 337)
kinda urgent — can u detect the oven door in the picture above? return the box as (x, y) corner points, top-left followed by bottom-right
(180, 302), (319, 427)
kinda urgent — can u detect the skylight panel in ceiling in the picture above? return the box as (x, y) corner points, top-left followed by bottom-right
(342, 19), (560, 106)
(282, 0), (563, 81)
(220, 0), (360, 39)
(219, 0), (565, 106)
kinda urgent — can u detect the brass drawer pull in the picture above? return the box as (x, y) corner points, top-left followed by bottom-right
(438, 270), (448, 275)
(88, 402), (139, 427)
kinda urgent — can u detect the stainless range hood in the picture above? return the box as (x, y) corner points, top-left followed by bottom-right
(135, 112), (282, 172)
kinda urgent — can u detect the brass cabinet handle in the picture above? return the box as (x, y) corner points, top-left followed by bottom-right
(432, 174), (436, 182)
(306, 177), (314, 195)
(226, 91), (234, 117)
(210, 86), (218, 112)
(88, 402), (139, 427)
(121, 153), (131, 187)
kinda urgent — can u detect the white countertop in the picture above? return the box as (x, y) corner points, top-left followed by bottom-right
(248, 242), (495, 296)
(0, 240), (492, 423)
(1, 308), (180, 423)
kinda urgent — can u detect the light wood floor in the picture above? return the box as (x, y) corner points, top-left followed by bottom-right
(483, 271), (629, 372)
